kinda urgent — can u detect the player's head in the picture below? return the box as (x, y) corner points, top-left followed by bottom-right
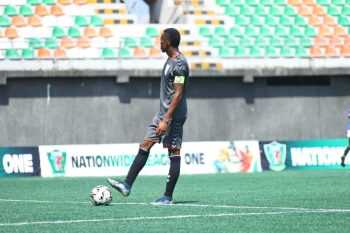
(160, 28), (181, 52)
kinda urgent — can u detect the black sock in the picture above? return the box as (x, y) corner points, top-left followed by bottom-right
(164, 156), (181, 198)
(343, 147), (350, 157)
(125, 148), (149, 186)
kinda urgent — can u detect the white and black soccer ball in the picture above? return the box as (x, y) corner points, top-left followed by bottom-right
(90, 185), (112, 206)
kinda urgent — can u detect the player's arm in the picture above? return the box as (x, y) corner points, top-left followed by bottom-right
(156, 79), (185, 136)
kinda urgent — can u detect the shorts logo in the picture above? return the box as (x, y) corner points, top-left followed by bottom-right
(174, 76), (185, 84)
(263, 141), (286, 171)
(47, 150), (67, 174)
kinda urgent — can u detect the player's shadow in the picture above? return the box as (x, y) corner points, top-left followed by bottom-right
(174, 200), (199, 204)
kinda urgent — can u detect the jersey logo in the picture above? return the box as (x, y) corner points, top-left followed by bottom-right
(174, 76), (185, 84)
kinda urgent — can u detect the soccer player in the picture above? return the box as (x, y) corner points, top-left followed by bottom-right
(341, 110), (350, 167)
(107, 28), (189, 205)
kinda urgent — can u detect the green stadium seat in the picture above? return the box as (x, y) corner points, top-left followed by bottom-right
(233, 46), (247, 56)
(316, 0), (330, 5)
(229, 27), (243, 36)
(218, 46), (232, 57)
(42, 0), (56, 5)
(265, 47), (278, 57)
(230, 0), (243, 5)
(264, 16), (277, 25)
(273, 0), (285, 4)
(245, 0), (258, 5)
(214, 27), (227, 37)
(280, 47), (293, 57)
(279, 16), (292, 26)
(45, 37), (58, 49)
(119, 47), (131, 58)
(209, 37), (222, 48)
(225, 6), (238, 16)
(284, 6), (296, 16)
(254, 6), (267, 16)
(75, 16), (89, 27)
(224, 37), (237, 47)
(254, 37), (266, 46)
(19, 5), (34, 16)
(269, 37), (283, 47)
(290, 26), (303, 37)
(52, 27), (66, 38)
(235, 16), (248, 25)
(90, 16), (104, 27)
(4, 5), (17, 16)
(300, 37), (313, 47)
(294, 16), (307, 26)
(239, 6), (253, 15)
(29, 38), (43, 49)
(216, 0), (230, 5)
(140, 37), (153, 48)
(331, 0), (343, 4)
(259, 0), (272, 4)
(250, 16), (263, 25)
(68, 27), (81, 38)
(5, 49), (20, 59)
(295, 47), (308, 57)
(327, 6), (340, 15)
(338, 16), (350, 25)
(269, 6), (282, 16)
(285, 37), (298, 47)
(245, 26), (258, 36)
(146, 27), (158, 37)
(21, 48), (35, 59)
(275, 26), (288, 37)
(259, 26), (273, 36)
(304, 27), (317, 37)
(0, 16), (10, 27)
(124, 37), (137, 48)
(249, 47), (262, 57)
(239, 36), (253, 46)
(342, 6), (350, 15)
(102, 48), (116, 58)
(27, 0), (41, 5)
(199, 26), (211, 37)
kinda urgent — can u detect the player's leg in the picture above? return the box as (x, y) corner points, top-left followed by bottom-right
(107, 115), (160, 196)
(152, 118), (185, 205)
(341, 138), (350, 167)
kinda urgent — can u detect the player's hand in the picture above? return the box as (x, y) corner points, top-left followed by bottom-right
(156, 120), (168, 136)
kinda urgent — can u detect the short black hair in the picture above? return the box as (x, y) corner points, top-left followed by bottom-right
(163, 28), (181, 48)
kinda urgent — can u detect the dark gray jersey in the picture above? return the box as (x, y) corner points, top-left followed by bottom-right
(159, 53), (189, 119)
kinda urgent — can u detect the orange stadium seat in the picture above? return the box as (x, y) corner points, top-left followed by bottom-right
(149, 47), (161, 58)
(5, 27), (18, 39)
(54, 47), (68, 58)
(99, 27), (112, 38)
(61, 37), (75, 48)
(334, 26), (347, 36)
(77, 36), (90, 48)
(325, 46), (337, 56)
(74, 0), (88, 5)
(11, 16), (26, 27)
(340, 46), (350, 56)
(83, 27), (97, 38)
(35, 5), (49, 16)
(28, 15), (42, 27)
(38, 47), (51, 58)
(133, 47), (146, 58)
(58, 0), (72, 4)
(50, 5), (64, 17)
(314, 36), (328, 46)
(310, 46), (323, 56)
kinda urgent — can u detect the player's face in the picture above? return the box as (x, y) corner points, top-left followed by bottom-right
(160, 33), (169, 53)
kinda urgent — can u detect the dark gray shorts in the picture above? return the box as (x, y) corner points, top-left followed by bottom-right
(144, 114), (186, 149)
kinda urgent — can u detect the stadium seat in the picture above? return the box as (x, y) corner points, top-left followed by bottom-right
(74, 0), (88, 5)
(300, 37), (313, 47)
(28, 15), (42, 27)
(58, 0), (72, 5)
(218, 46), (232, 57)
(224, 37), (237, 47)
(265, 46), (278, 57)
(140, 37), (153, 48)
(294, 16), (307, 26)
(38, 47), (51, 58)
(61, 37), (75, 48)
(50, 5), (64, 16)
(280, 46), (293, 57)
(68, 26), (81, 38)
(209, 37), (222, 47)
(90, 16), (104, 27)
(77, 36), (90, 48)
(149, 47), (161, 58)
(310, 46), (323, 56)
(83, 27), (97, 38)
(225, 6), (238, 16)
(340, 46), (350, 56)
(45, 37), (59, 48)
(124, 37), (137, 48)
(5, 48), (20, 59)
(54, 48), (68, 59)
(146, 27), (158, 37)
(29, 37), (44, 49)
(304, 27), (317, 37)
(21, 48), (35, 59)
(27, 0), (41, 5)
(4, 5), (17, 16)
(295, 46), (308, 57)
(52, 26), (66, 38)
(11, 16), (26, 27)
(259, 26), (273, 36)
(119, 47), (131, 58)
(101, 47), (116, 58)
(42, 0), (56, 5)
(99, 27), (112, 38)
(75, 16), (89, 27)
(0, 16), (10, 27)
(133, 47), (146, 58)
(233, 46), (247, 56)
(342, 6), (350, 15)
(19, 5), (34, 17)
(199, 26), (211, 37)
(5, 27), (18, 39)
(214, 27), (227, 37)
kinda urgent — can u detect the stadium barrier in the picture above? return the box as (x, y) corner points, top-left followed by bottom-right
(1, 139), (349, 177)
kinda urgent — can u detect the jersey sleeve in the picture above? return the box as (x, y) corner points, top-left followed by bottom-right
(172, 62), (187, 85)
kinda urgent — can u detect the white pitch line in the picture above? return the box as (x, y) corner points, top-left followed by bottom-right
(1, 209), (350, 227)
(0, 198), (349, 213)
(0, 198), (349, 212)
